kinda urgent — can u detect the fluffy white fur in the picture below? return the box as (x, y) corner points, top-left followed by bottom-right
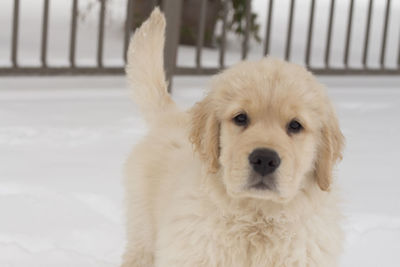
(122, 8), (344, 267)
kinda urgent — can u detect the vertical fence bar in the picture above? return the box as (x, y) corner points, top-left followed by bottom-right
(362, 0), (373, 67)
(264, 0), (274, 56)
(398, 31), (400, 68)
(285, 0), (295, 60)
(162, 0), (183, 91)
(70, 0), (78, 68)
(242, 0), (251, 59)
(380, 0), (391, 68)
(11, 0), (20, 67)
(305, 0), (315, 67)
(219, 0), (228, 68)
(97, 0), (106, 67)
(344, 0), (354, 67)
(196, 0), (207, 70)
(41, 0), (50, 67)
(325, 0), (335, 68)
(124, 0), (134, 62)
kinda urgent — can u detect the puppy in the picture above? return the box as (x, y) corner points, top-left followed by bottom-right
(122, 8), (344, 267)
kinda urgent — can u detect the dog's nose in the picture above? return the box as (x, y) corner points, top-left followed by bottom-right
(249, 148), (281, 176)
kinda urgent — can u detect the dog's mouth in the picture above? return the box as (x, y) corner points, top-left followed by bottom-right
(250, 181), (272, 190)
(247, 173), (276, 191)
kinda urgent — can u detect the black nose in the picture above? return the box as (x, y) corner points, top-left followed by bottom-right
(249, 148), (281, 176)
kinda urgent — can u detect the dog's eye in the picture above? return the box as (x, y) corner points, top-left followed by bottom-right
(287, 119), (303, 134)
(233, 113), (248, 126)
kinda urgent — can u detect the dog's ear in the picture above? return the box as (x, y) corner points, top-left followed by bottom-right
(189, 96), (220, 173)
(315, 107), (344, 191)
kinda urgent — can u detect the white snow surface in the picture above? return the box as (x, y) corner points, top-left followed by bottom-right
(1, 76), (400, 266)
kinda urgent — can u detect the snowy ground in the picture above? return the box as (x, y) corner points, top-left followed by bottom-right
(1, 76), (400, 267)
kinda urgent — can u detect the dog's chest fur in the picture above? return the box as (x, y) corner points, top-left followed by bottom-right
(155, 199), (340, 267)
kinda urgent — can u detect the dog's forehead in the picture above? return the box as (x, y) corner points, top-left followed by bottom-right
(212, 58), (325, 117)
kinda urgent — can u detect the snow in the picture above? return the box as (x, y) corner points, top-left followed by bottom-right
(1, 76), (400, 266)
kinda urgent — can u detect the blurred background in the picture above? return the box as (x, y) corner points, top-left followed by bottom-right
(0, 0), (399, 266)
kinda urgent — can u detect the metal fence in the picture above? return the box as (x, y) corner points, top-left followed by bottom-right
(1, 0), (139, 75)
(0, 0), (399, 78)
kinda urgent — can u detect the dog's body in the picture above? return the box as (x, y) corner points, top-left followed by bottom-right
(122, 9), (344, 267)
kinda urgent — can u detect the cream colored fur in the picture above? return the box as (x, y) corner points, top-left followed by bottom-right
(122, 8), (344, 267)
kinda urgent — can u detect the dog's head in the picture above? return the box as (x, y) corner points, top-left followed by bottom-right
(190, 58), (344, 202)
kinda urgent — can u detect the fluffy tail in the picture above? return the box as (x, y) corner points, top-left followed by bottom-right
(125, 8), (176, 123)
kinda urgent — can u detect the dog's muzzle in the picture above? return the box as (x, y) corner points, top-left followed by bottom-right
(248, 148), (280, 190)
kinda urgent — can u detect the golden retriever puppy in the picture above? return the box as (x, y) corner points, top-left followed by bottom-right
(122, 8), (344, 267)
